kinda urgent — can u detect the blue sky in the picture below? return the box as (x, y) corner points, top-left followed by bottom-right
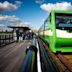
(0, 0), (72, 30)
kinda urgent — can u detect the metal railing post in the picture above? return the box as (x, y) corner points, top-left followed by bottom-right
(0, 35), (1, 46)
(5, 35), (6, 44)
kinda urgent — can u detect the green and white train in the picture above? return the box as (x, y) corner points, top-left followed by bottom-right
(38, 10), (72, 53)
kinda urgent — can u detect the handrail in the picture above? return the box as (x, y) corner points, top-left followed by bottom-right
(19, 45), (37, 72)
(32, 37), (42, 72)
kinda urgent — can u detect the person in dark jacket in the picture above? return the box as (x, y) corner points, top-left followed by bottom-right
(16, 29), (19, 42)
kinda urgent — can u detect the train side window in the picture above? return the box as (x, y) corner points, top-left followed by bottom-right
(44, 13), (51, 31)
(49, 13), (51, 23)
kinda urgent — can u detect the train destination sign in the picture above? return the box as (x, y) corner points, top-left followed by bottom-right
(59, 23), (72, 27)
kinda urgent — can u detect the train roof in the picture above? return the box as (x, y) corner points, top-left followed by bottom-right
(50, 10), (72, 14)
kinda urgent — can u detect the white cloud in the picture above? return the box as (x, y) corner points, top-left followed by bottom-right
(0, 15), (20, 21)
(0, 24), (5, 27)
(0, 15), (32, 29)
(15, 1), (22, 4)
(17, 22), (30, 27)
(35, 0), (44, 4)
(40, 2), (72, 11)
(0, 1), (22, 11)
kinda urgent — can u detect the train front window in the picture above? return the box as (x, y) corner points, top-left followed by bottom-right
(56, 13), (72, 32)
(55, 13), (72, 38)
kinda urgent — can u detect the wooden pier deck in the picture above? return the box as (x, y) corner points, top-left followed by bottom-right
(0, 40), (32, 72)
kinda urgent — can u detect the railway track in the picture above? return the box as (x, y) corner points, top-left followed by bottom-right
(57, 53), (72, 72)
(38, 38), (72, 72)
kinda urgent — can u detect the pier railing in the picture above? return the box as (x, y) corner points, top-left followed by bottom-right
(0, 33), (14, 46)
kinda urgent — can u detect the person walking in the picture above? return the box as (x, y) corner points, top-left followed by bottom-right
(16, 29), (19, 42)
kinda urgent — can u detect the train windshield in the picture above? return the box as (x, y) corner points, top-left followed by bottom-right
(56, 13), (72, 32)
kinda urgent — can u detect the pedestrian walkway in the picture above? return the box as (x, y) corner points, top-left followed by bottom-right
(0, 40), (32, 72)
